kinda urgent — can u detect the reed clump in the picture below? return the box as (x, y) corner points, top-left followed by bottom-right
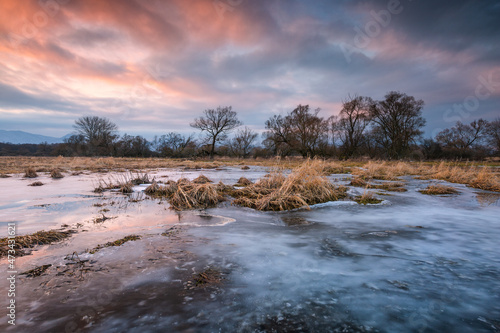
(354, 191), (383, 205)
(351, 161), (414, 180)
(350, 177), (367, 187)
(193, 175), (213, 184)
(50, 169), (64, 179)
(235, 177), (252, 186)
(94, 171), (151, 193)
(232, 159), (347, 211)
(368, 181), (407, 192)
(24, 167), (38, 178)
(419, 184), (459, 195)
(0, 230), (72, 258)
(145, 178), (224, 210)
(421, 162), (500, 192)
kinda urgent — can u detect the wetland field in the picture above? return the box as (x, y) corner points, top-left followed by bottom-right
(1, 157), (500, 332)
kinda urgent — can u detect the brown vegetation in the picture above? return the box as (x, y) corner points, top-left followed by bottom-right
(145, 178), (225, 210)
(235, 177), (252, 186)
(193, 175), (213, 184)
(50, 169), (64, 179)
(88, 235), (141, 254)
(354, 191), (383, 205)
(1, 157), (499, 192)
(24, 167), (38, 178)
(192, 267), (223, 287)
(419, 184), (459, 195)
(28, 181), (44, 186)
(0, 230), (72, 258)
(21, 264), (52, 278)
(232, 160), (347, 211)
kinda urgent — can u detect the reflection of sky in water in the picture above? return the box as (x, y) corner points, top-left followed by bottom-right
(0, 168), (499, 332)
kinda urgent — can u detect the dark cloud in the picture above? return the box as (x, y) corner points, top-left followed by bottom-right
(0, 0), (499, 138)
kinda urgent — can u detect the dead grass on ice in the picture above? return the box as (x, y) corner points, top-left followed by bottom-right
(232, 159), (347, 211)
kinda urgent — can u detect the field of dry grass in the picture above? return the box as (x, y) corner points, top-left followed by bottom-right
(1, 156), (499, 192)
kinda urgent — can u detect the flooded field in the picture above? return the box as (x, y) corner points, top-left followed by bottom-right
(1, 166), (500, 332)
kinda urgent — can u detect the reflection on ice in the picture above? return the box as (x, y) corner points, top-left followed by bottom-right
(0, 168), (499, 332)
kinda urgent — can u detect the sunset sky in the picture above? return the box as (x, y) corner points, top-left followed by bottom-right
(0, 0), (499, 139)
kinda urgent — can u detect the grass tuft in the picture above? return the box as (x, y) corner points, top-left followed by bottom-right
(193, 175), (213, 184)
(50, 169), (64, 179)
(235, 177), (252, 186)
(0, 230), (72, 258)
(192, 267), (223, 287)
(232, 159), (347, 211)
(89, 235), (141, 254)
(419, 184), (459, 195)
(28, 181), (44, 186)
(24, 167), (38, 178)
(354, 191), (383, 205)
(21, 264), (52, 278)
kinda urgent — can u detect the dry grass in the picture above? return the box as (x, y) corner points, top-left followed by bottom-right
(193, 175), (213, 184)
(145, 178), (225, 210)
(354, 191), (383, 205)
(2, 157), (499, 192)
(94, 171), (151, 193)
(232, 159), (347, 211)
(368, 181), (407, 192)
(323, 162), (351, 174)
(24, 167), (38, 178)
(419, 162), (500, 192)
(50, 169), (64, 179)
(21, 264), (52, 278)
(28, 181), (44, 186)
(0, 230), (72, 258)
(351, 161), (415, 180)
(350, 177), (367, 187)
(419, 184), (459, 195)
(235, 177), (252, 186)
(88, 235), (141, 254)
(241, 165), (250, 170)
(0, 173), (11, 178)
(192, 267), (223, 287)
(170, 179), (224, 210)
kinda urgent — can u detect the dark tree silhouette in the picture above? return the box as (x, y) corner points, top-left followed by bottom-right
(265, 105), (328, 157)
(369, 91), (426, 159)
(73, 116), (118, 156)
(229, 126), (258, 158)
(336, 95), (372, 158)
(190, 106), (241, 159)
(436, 119), (489, 156)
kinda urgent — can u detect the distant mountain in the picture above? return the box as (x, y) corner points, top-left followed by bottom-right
(0, 130), (69, 144)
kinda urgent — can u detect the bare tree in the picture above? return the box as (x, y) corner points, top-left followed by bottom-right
(190, 106), (241, 159)
(154, 132), (196, 157)
(436, 119), (489, 156)
(73, 116), (118, 156)
(229, 127), (258, 158)
(263, 114), (294, 156)
(264, 105), (329, 157)
(369, 91), (426, 159)
(337, 95), (372, 158)
(486, 118), (500, 155)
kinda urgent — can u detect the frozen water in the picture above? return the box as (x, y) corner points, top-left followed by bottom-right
(1, 168), (499, 332)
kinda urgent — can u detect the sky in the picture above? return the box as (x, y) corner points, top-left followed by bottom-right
(0, 0), (499, 140)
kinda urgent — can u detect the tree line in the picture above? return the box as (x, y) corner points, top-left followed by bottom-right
(1, 91), (499, 159)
